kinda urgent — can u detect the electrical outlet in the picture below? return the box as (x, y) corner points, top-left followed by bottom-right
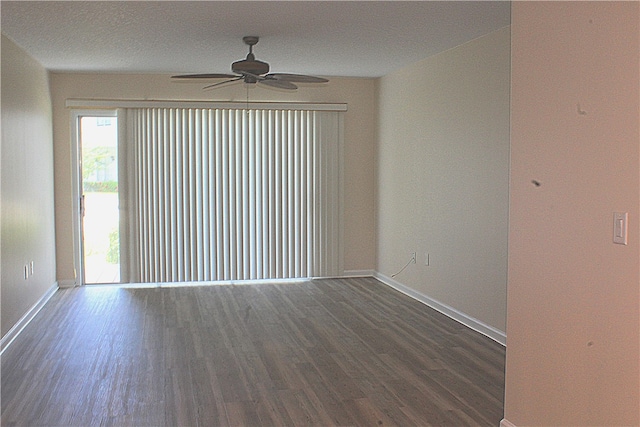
(411, 252), (416, 264)
(30, 261), (34, 276)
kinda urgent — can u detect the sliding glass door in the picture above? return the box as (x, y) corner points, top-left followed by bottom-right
(71, 103), (343, 285)
(73, 111), (123, 284)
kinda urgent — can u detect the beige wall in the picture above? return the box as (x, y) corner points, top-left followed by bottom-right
(376, 27), (511, 333)
(504, 2), (640, 425)
(50, 74), (377, 284)
(1, 35), (57, 336)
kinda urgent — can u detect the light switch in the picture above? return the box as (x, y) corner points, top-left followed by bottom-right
(613, 212), (628, 245)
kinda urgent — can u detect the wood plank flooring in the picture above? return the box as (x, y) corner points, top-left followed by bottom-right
(1, 277), (505, 426)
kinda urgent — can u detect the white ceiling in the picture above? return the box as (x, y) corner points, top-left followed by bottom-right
(1, 1), (510, 78)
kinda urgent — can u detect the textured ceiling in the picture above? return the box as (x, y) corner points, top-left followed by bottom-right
(1, 1), (510, 78)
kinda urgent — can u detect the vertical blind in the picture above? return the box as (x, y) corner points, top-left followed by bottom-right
(126, 107), (342, 283)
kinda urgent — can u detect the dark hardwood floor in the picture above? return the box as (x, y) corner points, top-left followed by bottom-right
(1, 277), (505, 426)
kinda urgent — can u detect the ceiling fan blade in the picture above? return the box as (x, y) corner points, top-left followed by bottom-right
(172, 73), (237, 79)
(258, 78), (298, 90)
(266, 73), (329, 83)
(202, 77), (244, 90)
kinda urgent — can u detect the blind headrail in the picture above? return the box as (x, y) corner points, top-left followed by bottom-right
(65, 99), (348, 112)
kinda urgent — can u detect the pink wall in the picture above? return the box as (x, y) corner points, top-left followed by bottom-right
(505, 2), (640, 425)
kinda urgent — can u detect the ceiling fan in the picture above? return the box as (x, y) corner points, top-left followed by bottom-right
(172, 36), (329, 91)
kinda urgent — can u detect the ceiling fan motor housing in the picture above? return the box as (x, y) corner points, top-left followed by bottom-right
(232, 58), (270, 76)
(232, 36), (269, 77)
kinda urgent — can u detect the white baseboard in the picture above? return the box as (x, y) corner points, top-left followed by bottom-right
(374, 272), (506, 346)
(500, 418), (516, 427)
(342, 269), (375, 278)
(0, 282), (58, 355)
(57, 279), (77, 288)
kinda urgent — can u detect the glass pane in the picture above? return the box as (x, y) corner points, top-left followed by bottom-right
(80, 116), (120, 284)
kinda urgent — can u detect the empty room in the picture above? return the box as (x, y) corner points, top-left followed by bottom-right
(1, 2), (639, 426)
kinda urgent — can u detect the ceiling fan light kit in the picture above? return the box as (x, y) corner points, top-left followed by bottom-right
(172, 36), (328, 91)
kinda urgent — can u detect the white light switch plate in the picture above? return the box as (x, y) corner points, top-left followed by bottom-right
(613, 212), (628, 245)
